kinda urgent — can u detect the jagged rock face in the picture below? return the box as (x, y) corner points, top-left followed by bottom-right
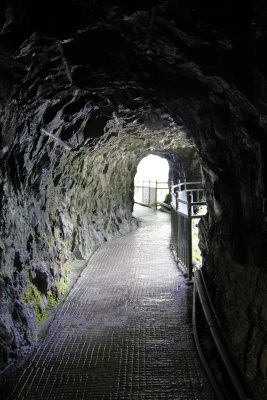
(0, 0), (266, 394)
(0, 22), (200, 368)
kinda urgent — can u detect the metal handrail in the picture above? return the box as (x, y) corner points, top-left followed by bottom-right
(135, 181), (168, 184)
(170, 181), (207, 280)
(194, 269), (258, 400)
(192, 283), (225, 400)
(171, 180), (206, 210)
(172, 181), (203, 190)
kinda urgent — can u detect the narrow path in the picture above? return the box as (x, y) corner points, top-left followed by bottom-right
(5, 205), (214, 400)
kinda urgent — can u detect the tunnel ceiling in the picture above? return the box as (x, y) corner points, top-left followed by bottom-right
(0, 1), (267, 396)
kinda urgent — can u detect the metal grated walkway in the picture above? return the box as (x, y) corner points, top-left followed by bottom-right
(3, 205), (215, 400)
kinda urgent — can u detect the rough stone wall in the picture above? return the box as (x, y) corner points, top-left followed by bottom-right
(0, 119), (197, 369)
(0, 27), (198, 366)
(0, 0), (266, 394)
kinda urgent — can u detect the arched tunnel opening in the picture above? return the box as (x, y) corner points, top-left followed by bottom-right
(134, 154), (170, 208)
(134, 155), (169, 184)
(0, 1), (266, 399)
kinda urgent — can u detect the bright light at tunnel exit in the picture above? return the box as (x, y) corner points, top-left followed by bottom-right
(134, 155), (169, 183)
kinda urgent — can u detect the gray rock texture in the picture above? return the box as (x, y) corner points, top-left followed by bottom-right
(0, 1), (266, 397)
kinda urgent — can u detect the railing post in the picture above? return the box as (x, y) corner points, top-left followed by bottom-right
(176, 179), (181, 211)
(155, 180), (158, 209)
(188, 193), (193, 281)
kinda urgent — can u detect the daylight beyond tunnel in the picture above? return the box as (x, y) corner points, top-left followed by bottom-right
(135, 155), (169, 183)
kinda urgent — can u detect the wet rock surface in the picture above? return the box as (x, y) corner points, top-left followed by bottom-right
(0, 0), (266, 395)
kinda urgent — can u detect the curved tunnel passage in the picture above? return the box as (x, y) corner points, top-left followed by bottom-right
(0, 1), (266, 398)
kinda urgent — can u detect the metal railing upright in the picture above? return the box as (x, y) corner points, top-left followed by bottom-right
(135, 179), (207, 280)
(193, 268), (258, 400)
(170, 180), (206, 280)
(170, 181), (257, 399)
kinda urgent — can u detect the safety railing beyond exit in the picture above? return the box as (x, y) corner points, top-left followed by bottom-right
(134, 180), (169, 209)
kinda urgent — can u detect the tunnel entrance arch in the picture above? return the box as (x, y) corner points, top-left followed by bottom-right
(135, 154), (169, 183)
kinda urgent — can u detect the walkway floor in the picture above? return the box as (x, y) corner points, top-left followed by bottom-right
(3, 205), (214, 400)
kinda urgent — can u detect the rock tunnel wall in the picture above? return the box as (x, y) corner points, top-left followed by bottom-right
(0, 28), (199, 366)
(0, 0), (266, 394)
(0, 116), (198, 367)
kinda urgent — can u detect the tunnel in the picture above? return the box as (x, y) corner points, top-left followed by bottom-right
(0, 1), (266, 399)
